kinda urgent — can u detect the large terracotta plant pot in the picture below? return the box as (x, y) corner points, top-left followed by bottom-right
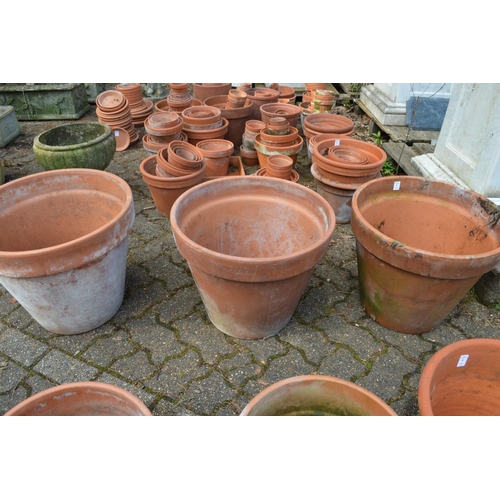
(418, 339), (500, 416)
(240, 375), (397, 416)
(170, 177), (336, 339)
(351, 176), (500, 334)
(33, 122), (116, 170)
(140, 154), (205, 217)
(5, 381), (152, 416)
(0, 169), (135, 334)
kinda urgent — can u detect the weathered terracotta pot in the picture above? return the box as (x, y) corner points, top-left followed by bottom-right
(196, 138), (235, 176)
(418, 339), (500, 416)
(260, 102), (302, 128)
(254, 132), (304, 169)
(203, 95), (253, 149)
(245, 87), (280, 121)
(311, 162), (366, 224)
(351, 176), (500, 334)
(170, 177), (336, 339)
(192, 83), (232, 103)
(240, 375), (397, 416)
(33, 122), (116, 171)
(313, 136), (386, 184)
(239, 145), (259, 166)
(140, 154), (205, 217)
(0, 169), (135, 334)
(5, 381), (152, 416)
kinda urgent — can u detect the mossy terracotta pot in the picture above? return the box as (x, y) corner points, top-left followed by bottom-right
(0, 169), (135, 334)
(240, 375), (397, 416)
(351, 176), (500, 334)
(33, 122), (116, 170)
(418, 339), (500, 416)
(140, 154), (206, 217)
(5, 381), (152, 416)
(253, 133), (304, 169)
(170, 177), (336, 339)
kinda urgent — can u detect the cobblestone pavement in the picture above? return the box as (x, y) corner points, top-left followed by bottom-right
(2, 105), (500, 416)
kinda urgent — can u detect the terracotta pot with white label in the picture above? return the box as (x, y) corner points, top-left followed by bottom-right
(418, 339), (500, 415)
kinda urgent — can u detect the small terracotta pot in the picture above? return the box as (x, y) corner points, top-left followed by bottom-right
(240, 375), (397, 416)
(253, 133), (304, 169)
(239, 145), (259, 166)
(196, 139), (235, 177)
(418, 339), (500, 416)
(170, 177), (336, 339)
(351, 176), (500, 334)
(4, 381), (152, 416)
(139, 155), (206, 217)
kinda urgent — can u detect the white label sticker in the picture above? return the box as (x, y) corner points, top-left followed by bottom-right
(114, 130), (120, 136)
(334, 139), (340, 146)
(457, 354), (469, 367)
(393, 181), (401, 190)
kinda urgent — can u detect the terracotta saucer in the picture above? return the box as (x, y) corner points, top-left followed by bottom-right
(112, 127), (131, 152)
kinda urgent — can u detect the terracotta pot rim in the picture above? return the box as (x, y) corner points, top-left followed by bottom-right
(418, 338), (500, 416)
(4, 381), (152, 416)
(140, 155), (206, 187)
(351, 176), (500, 278)
(170, 176), (335, 280)
(196, 139), (235, 157)
(240, 375), (397, 416)
(0, 169), (134, 277)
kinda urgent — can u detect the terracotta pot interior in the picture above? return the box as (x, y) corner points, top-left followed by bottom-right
(0, 177), (126, 252)
(356, 179), (500, 256)
(420, 340), (500, 416)
(174, 180), (329, 260)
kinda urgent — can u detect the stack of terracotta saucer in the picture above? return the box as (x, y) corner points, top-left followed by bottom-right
(142, 111), (188, 155)
(155, 140), (204, 177)
(96, 90), (139, 145)
(167, 83), (193, 113)
(115, 83), (154, 127)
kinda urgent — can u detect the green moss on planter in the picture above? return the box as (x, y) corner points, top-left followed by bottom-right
(0, 84), (89, 120)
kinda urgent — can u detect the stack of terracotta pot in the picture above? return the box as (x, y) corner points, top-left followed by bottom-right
(311, 136), (386, 224)
(139, 142), (206, 217)
(260, 102), (302, 128)
(312, 89), (337, 112)
(302, 112), (355, 159)
(154, 97), (202, 115)
(166, 83), (193, 113)
(239, 119), (266, 166)
(277, 85), (296, 104)
(302, 83), (326, 104)
(181, 105), (229, 145)
(226, 89), (248, 109)
(96, 90), (139, 145)
(255, 153), (299, 182)
(142, 111), (187, 155)
(253, 117), (304, 169)
(203, 95), (253, 149)
(244, 87), (280, 121)
(192, 83), (232, 103)
(115, 83), (154, 127)
(196, 138), (234, 177)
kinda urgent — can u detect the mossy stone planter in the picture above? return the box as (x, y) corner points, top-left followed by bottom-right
(33, 122), (116, 170)
(0, 83), (89, 120)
